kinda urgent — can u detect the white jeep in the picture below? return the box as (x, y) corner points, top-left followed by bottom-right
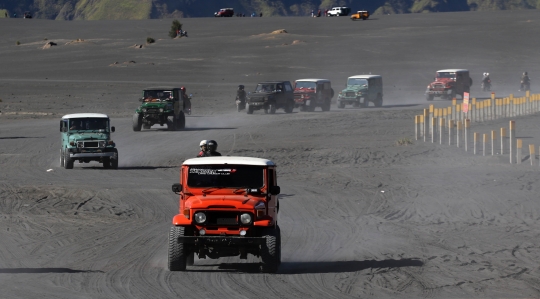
(328, 7), (350, 17)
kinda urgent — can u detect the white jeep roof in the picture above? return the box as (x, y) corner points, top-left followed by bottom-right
(62, 113), (109, 119)
(437, 69), (469, 73)
(183, 156), (275, 166)
(348, 75), (382, 79)
(296, 78), (330, 83)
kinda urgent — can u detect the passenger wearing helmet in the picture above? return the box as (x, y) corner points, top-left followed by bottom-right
(205, 140), (222, 156)
(180, 86), (192, 115)
(236, 85), (247, 111)
(197, 140), (208, 157)
(482, 72), (491, 91)
(520, 72), (530, 91)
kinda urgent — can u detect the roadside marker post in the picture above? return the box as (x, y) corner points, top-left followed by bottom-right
(464, 119), (470, 152)
(457, 121), (462, 148)
(448, 120), (453, 146)
(429, 105), (434, 135)
(452, 99), (456, 121)
(473, 132), (478, 155)
(423, 109), (428, 142)
(491, 130), (496, 156)
(530, 144), (535, 166)
(509, 121), (516, 164)
(491, 92), (495, 120)
(517, 139), (522, 164)
(431, 117), (436, 143)
(439, 117), (445, 145)
(500, 127), (506, 155)
(483, 134), (487, 156)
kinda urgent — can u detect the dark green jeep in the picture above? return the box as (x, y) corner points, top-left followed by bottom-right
(133, 87), (190, 131)
(246, 81), (295, 114)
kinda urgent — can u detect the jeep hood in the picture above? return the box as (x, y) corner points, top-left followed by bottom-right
(185, 194), (264, 210)
(141, 102), (171, 108)
(248, 93), (271, 102)
(342, 86), (367, 92)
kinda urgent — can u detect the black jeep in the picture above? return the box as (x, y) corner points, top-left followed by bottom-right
(246, 81), (295, 114)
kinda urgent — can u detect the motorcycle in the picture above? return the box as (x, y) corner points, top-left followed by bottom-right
(481, 80), (491, 92)
(520, 82), (530, 92)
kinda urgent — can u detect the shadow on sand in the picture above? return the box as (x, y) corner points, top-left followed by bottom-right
(186, 258), (423, 274)
(0, 268), (102, 274)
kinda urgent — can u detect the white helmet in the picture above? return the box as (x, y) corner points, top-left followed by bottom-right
(486, 73), (489, 76)
(483, 72), (486, 76)
(199, 140), (207, 147)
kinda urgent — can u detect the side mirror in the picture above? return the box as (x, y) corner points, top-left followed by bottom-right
(172, 183), (182, 194)
(139, 97), (144, 102)
(270, 186), (281, 195)
(111, 126), (115, 132)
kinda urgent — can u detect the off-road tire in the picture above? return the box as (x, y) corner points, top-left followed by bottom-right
(132, 113), (142, 131)
(176, 112), (186, 130)
(375, 94), (383, 107)
(426, 94), (434, 101)
(361, 99), (369, 108)
(60, 149), (64, 167)
(168, 226), (188, 271)
(284, 101), (294, 113)
(64, 150), (74, 169)
(110, 149), (119, 169)
(260, 226), (281, 273)
(167, 116), (176, 131)
(337, 101), (345, 109)
(142, 124), (151, 130)
(308, 99), (316, 112)
(269, 103), (276, 114)
(321, 99), (331, 111)
(103, 157), (110, 169)
(247, 104), (254, 114)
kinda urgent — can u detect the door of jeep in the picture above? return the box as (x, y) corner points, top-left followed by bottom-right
(267, 167), (278, 222)
(283, 82), (293, 106)
(60, 119), (68, 149)
(173, 89), (181, 117)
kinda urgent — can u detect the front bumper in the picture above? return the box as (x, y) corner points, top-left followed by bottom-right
(70, 152), (115, 158)
(177, 236), (265, 245)
(426, 89), (451, 95)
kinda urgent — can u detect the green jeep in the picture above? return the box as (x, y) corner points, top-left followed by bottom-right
(133, 87), (189, 131)
(60, 113), (118, 169)
(337, 75), (383, 108)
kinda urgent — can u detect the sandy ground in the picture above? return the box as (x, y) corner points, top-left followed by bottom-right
(1, 10), (540, 298)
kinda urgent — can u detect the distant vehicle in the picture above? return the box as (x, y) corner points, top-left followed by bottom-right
(132, 87), (189, 131)
(337, 75), (383, 108)
(23, 11), (32, 19)
(293, 79), (334, 112)
(327, 7), (350, 17)
(351, 10), (369, 20)
(60, 113), (118, 169)
(168, 156), (282, 273)
(214, 8), (234, 17)
(425, 69), (472, 101)
(246, 81), (295, 114)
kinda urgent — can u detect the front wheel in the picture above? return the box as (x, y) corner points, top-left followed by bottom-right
(64, 150), (74, 169)
(110, 149), (119, 169)
(337, 100), (345, 109)
(321, 99), (331, 111)
(260, 226), (281, 273)
(284, 101), (294, 113)
(168, 226), (189, 271)
(60, 149), (64, 167)
(132, 113), (142, 131)
(426, 94), (434, 101)
(176, 112), (186, 130)
(374, 94), (383, 107)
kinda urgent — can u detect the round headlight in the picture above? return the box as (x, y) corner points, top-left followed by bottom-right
(159, 108), (164, 112)
(142, 108), (147, 112)
(194, 212), (206, 224)
(240, 213), (252, 224)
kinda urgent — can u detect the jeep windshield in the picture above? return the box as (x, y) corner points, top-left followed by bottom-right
(255, 84), (276, 93)
(347, 78), (368, 87)
(187, 165), (264, 188)
(437, 72), (456, 79)
(143, 90), (173, 101)
(295, 82), (316, 89)
(69, 118), (109, 132)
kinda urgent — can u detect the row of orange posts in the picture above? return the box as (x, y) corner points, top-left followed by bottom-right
(414, 91), (540, 166)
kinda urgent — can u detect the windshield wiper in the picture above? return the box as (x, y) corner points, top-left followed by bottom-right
(202, 186), (226, 194)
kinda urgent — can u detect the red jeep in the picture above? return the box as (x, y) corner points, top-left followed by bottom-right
(425, 69), (472, 101)
(214, 8), (234, 17)
(293, 79), (334, 112)
(168, 156), (282, 273)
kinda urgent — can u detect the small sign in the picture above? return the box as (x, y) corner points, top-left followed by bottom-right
(462, 92), (470, 113)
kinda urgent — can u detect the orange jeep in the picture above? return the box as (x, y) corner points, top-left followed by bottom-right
(168, 156), (281, 273)
(351, 10), (369, 20)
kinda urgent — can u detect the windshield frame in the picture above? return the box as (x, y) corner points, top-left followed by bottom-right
(186, 165), (265, 189)
(347, 78), (368, 87)
(68, 118), (110, 132)
(255, 84), (276, 93)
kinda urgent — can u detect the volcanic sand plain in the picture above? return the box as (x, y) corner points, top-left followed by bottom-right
(1, 10), (540, 298)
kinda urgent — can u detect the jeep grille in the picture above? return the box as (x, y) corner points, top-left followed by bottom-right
(202, 211), (252, 226)
(345, 92), (356, 97)
(76, 141), (104, 148)
(146, 108), (160, 113)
